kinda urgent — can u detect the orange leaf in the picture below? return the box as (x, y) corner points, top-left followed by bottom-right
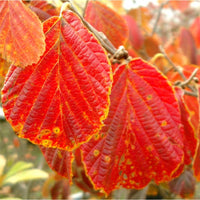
(144, 35), (161, 57)
(0, 0), (45, 67)
(2, 10), (112, 150)
(123, 15), (144, 50)
(0, 57), (10, 77)
(169, 0), (191, 11)
(190, 17), (200, 48)
(178, 28), (197, 65)
(81, 58), (184, 194)
(85, 1), (128, 48)
(128, 8), (152, 33)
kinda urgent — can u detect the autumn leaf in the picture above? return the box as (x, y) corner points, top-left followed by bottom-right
(127, 7), (152, 33)
(2, 9), (112, 150)
(0, 0), (45, 67)
(123, 15), (144, 50)
(190, 17), (200, 48)
(40, 146), (73, 182)
(194, 143), (200, 181)
(85, 1), (128, 48)
(27, 0), (61, 21)
(178, 28), (197, 65)
(144, 35), (161, 57)
(0, 57), (10, 77)
(81, 58), (184, 195)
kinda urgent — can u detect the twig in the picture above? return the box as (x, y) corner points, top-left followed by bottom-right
(67, 2), (117, 55)
(159, 45), (186, 80)
(159, 45), (198, 96)
(183, 90), (198, 97)
(178, 68), (199, 88)
(151, 0), (170, 35)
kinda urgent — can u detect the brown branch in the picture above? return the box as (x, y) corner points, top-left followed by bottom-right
(183, 90), (198, 97)
(178, 68), (199, 88)
(159, 45), (199, 97)
(66, 2), (117, 55)
(159, 45), (187, 81)
(152, 0), (170, 35)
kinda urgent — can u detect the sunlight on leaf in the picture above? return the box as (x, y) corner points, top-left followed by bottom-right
(3, 169), (48, 185)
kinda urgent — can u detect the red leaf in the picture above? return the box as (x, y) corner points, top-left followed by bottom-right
(81, 58), (184, 194)
(40, 146), (73, 182)
(123, 15), (144, 50)
(85, 1), (128, 48)
(73, 149), (104, 196)
(175, 87), (197, 165)
(28, 1), (60, 21)
(2, 10), (112, 150)
(0, 0), (45, 67)
(193, 87), (200, 180)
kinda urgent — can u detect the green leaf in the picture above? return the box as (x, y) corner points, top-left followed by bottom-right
(0, 155), (6, 176)
(3, 169), (48, 185)
(5, 161), (33, 178)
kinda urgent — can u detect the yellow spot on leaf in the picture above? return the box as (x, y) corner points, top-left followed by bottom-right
(104, 156), (111, 163)
(94, 134), (100, 141)
(93, 170), (97, 175)
(146, 94), (152, 101)
(126, 158), (132, 165)
(146, 145), (153, 152)
(131, 172), (135, 177)
(42, 139), (52, 147)
(41, 129), (51, 135)
(93, 149), (100, 157)
(161, 120), (167, 127)
(53, 127), (60, 135)
(13, 123), (23, 133)
(123, 173), (128, 180)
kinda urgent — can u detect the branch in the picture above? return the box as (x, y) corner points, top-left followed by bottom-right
(151, 0), (170, 35)
(67, 2), (117, 55)
(159, 45), (186, 81)
(159, 45), (198, 97)
(177, 68), (199, 88)
(59, 1), (130, 64)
